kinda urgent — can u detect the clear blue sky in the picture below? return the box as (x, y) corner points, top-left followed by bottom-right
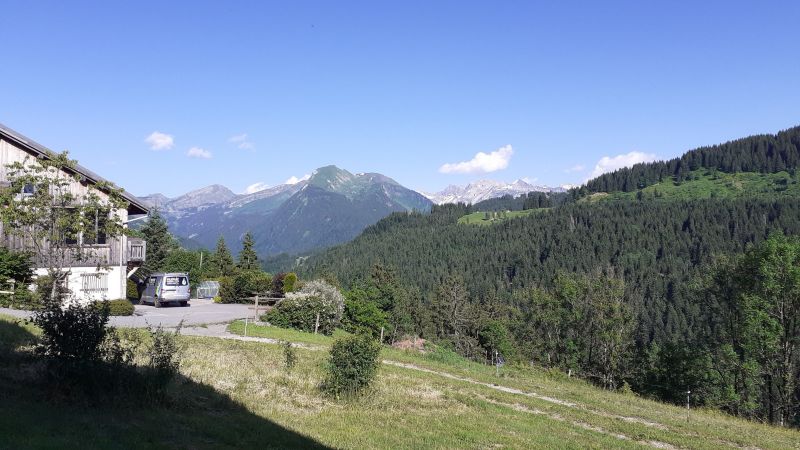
(1, 1), (798, 197)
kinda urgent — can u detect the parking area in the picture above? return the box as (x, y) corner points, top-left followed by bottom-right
(112, 298), (252, 328)
(0, 299), (254, 329)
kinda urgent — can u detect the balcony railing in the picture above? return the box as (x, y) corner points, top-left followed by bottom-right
(128, 238), (146, 263)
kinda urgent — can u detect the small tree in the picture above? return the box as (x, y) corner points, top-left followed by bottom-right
(323, 334), (381, 398)
(283, 272), (298, 293)
(237, 231), (259, 271)
(0, 152), (126, 302)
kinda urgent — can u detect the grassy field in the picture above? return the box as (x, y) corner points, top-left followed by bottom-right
(458, 208), (546, 226)
(3, 314), (799, 449)
(586, 169), (800, 203)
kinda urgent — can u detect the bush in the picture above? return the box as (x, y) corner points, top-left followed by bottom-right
(126, 279), (140, 301)
(283, 272), (298, 293)
(0, 247), (34, 286)
(342, 294), (388, 338)
(265, 280), (344, 335)
(148, 325), (182, 379)
(323, 334), (381, 398)
(33, 298), (110, 362)
(218, 271), (272, 303)
(282, 340), (297, 371)
(103, 299), (135, 316)
(272, 272), (287, 296)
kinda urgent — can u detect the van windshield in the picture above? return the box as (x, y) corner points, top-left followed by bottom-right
(165, 276), (188, 286)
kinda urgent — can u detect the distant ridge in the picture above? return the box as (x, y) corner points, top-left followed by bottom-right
(138, 165), (432, 257)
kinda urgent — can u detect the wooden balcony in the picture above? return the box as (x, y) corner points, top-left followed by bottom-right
(127, 238), (146, 264)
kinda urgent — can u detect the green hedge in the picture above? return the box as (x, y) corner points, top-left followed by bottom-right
(98, 299), (135, 316)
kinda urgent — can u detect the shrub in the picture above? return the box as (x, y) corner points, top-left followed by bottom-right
(213, 295), (222, 303)
(0, 247), (34, 286)
(218, 271), (272, 303)
(148, 325), (182, 379)
(266, 279), (344, 335)
(283, 272), (298, 293)
(342, 293), (388, 338)
(104, 299), (135, 316)
(126, 279), (140, 301)
(218, 275), (242, 303)
(33, 298), (111, 363)
(282, 340), (297, 370)
(272, 272), (287, 296)
(478, 320), (517, 362)
(323, 334), (381, 398)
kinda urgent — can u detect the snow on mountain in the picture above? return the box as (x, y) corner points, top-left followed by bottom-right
(423, 179), (566, 205)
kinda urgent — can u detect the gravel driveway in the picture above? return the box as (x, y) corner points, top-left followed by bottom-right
(0, 299), (254, 328)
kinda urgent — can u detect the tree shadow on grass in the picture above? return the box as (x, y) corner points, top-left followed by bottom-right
(0, 318), (330, 449)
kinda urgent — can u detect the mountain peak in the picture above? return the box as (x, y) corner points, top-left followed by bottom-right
(308, 165), (355, 191)
(425, 179), (565, 205)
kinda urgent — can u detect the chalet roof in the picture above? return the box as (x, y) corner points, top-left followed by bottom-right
(0, 123), (149, 215)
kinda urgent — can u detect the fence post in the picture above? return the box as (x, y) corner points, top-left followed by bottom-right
(254, 294), (259, 321)
(314, 313), (320, 334)
(380, 326), (384, 344)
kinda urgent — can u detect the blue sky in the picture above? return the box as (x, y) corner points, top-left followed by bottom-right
(1, 1), (798, 197)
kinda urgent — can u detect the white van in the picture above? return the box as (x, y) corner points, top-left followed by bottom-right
(141, 272), (191, 308)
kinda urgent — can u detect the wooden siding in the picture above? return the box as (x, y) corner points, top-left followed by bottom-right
(0, 137), (140, 268)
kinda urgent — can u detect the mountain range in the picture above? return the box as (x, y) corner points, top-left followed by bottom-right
(139, 166), (433, 256)
(422, 179), (568, 205)
(140, 166), (567, 257)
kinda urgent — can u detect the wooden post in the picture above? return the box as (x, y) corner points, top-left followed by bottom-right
(314, 313), (320, 334)
(254, 294), (259, 321)
(380, 326), (384, 344)
(244, 317), (248, 337)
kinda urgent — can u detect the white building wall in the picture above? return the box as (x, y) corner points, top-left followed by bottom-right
(34, 266), (125, 304)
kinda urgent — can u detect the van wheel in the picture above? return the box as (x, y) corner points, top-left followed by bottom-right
(154, 300), (161, 308)
(180, 301), (188, 307)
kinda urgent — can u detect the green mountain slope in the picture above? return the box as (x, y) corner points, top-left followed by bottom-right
(167, 165), (432, 257)
(301, 125), (800, 427)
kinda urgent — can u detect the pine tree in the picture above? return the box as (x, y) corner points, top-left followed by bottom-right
(140, 208), (177, 273)
(210, 236), (236, 277)
(237, 232), (259, 271)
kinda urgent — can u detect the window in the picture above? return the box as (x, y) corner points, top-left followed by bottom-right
(61, 208), (80, 245)
(81, 273), (108, 292)
(84, 209), (108, 245)
(22, 183), (35, 195)
(165, 276), (188, 286)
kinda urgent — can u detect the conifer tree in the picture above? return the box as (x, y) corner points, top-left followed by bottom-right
(237, 231), (259, 271)
(210, 236), (236, 277)
(140, 208), (177, 273)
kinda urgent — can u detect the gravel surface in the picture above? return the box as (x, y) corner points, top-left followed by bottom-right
(0, 298), (253, 328)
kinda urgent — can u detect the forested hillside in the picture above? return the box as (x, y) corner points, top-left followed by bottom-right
(302, 126), (800, 427)
(577, 125), (800, 195)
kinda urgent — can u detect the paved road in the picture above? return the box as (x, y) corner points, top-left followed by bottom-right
(0, 299), (253, 328)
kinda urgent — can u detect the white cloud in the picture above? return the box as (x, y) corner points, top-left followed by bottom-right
(589, 151), (658, 179)
(243, 182), (269, 194)
(285, 174), (311, 185)
(564, 164), (585, 173)
(145, 131), (174, 150)
(439, 145), (513, 174)
(229, 133), (254, 150)
(186, 147), (212, 159)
